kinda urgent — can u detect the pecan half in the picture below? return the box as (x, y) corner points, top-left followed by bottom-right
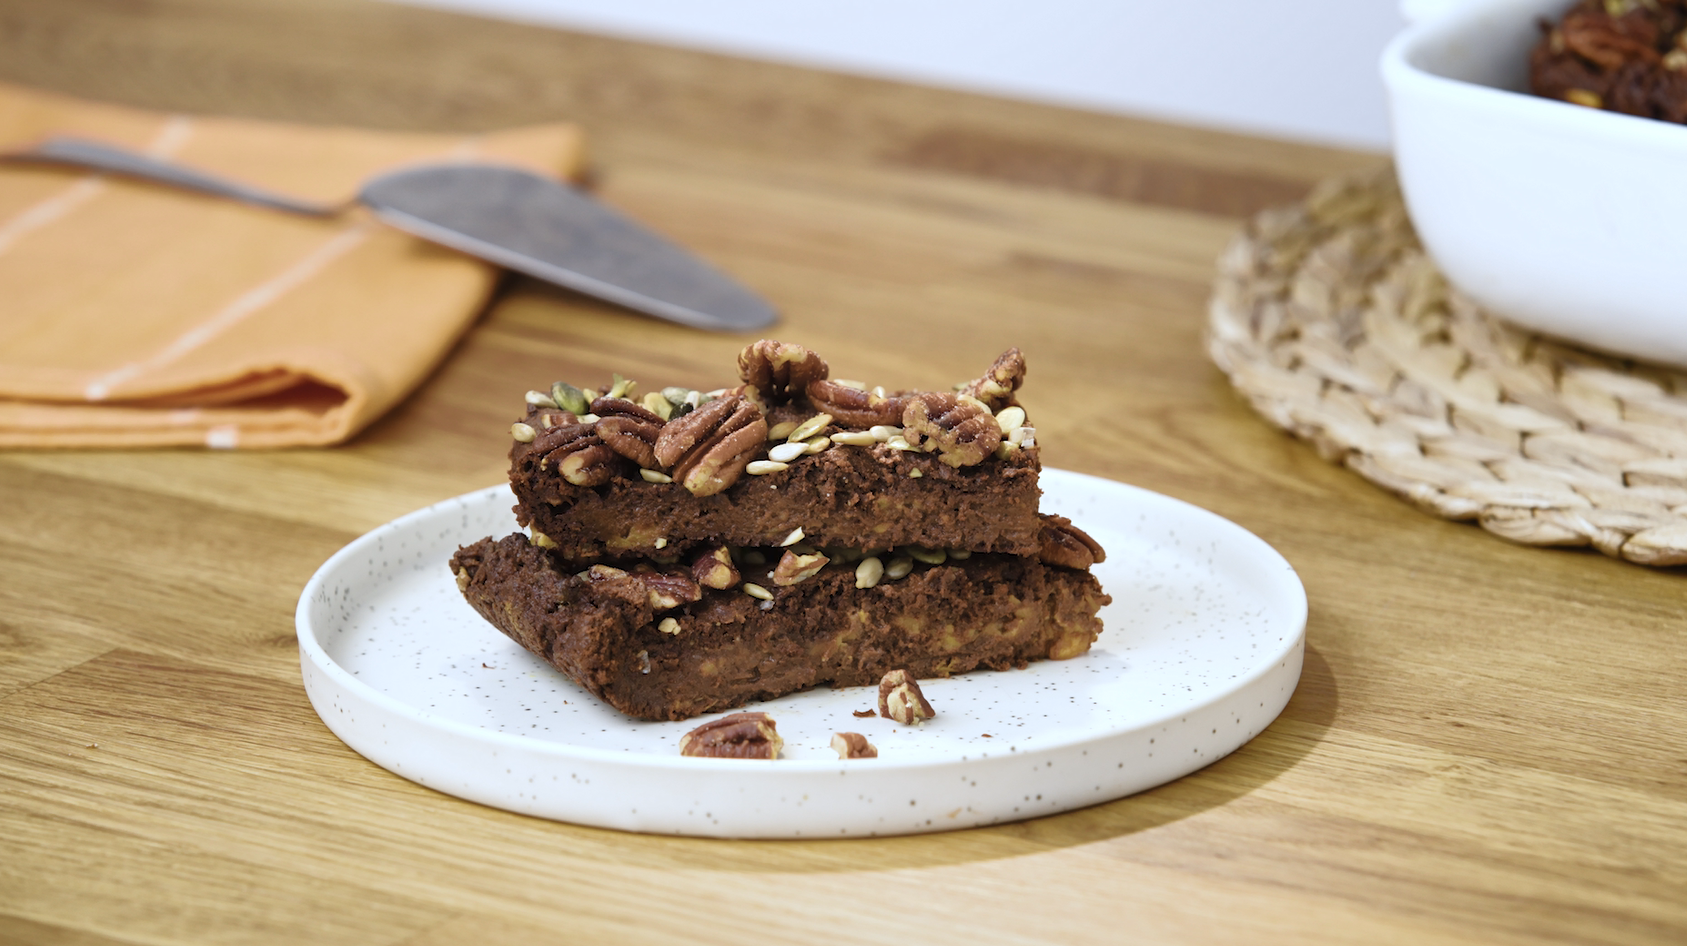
(960, 348), (1026, 411)
(535, 422), (622, 487)
(806, 378), (912, 428)
(652, 395), (768, 496)
(831, 732), (878, 759)
(1036, 514), (1107, 569)
(679, 712), (783, 759)
(630, 569), (703, 611)
(592, 396), (664, 422)
(691, 545), (740, 590)
(901, 392), (1002, 467)
(592, 396), (665, 469)
(738, 340), (828, 404)
(878, 669), (935, 725)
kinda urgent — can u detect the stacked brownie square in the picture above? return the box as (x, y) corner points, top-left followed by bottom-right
(450, 341), (1110, 721)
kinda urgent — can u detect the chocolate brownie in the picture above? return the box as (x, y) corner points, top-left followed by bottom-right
(451, 532), (1110, 721)
(507, 343), (1046, 563)
(452, 340), (1110, 721)
(513, 432), (1043, 563)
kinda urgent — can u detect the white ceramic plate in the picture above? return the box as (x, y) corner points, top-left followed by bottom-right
(296, 469), (1306, 838)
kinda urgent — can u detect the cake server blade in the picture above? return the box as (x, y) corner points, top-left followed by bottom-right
(359, 164), (777, 332)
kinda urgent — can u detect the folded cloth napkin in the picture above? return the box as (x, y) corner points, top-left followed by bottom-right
(0, 82), (584, 448)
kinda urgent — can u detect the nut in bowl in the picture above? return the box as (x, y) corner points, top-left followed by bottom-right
(1382, 0), (1687, 367)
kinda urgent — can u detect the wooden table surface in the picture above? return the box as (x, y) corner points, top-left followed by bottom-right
(2, 1), (1683, 943)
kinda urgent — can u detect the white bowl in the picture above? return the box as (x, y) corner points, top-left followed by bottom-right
(1381, 0), (1687, 367)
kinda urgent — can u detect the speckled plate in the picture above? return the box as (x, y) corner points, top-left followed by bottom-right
(295, 470), (1306, 838)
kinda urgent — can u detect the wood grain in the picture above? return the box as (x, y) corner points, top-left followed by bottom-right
(0, 1), (1683, 944)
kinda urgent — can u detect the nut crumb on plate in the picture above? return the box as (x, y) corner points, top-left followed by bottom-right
(679, 712), (783, 759)
(831, 732), (878, 759)
(878, 669), (936, 725)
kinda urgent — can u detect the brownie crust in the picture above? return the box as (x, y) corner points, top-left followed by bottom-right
(452, 533), (1110, 721)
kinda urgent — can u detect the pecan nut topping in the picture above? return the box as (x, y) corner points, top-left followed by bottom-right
(1036, 514), (1107, 569)
(591, 396), (666, 470)
(679, 712), (784, 759)
(629, 568), (703, 611)
(830, 732), (878, 759)
(901, 392), (1002, 467)
(532, 421), (622, 487)
(738, 340), (829, 404)
(592, 396), (664, 421)
(691, 545), (740, 590)
(878, 669), (935, 725)
(806, 378), (912, 428)
(960, 347), (1026, 411)
(652, 394), (768, 496)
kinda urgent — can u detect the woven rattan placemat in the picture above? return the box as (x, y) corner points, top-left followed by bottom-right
(1207, 168), (1687, 567)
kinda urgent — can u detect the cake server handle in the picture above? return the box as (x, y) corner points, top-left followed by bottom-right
(2, 136), (343, 216)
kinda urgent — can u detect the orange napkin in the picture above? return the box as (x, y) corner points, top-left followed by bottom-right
(0, 83), (585, 448)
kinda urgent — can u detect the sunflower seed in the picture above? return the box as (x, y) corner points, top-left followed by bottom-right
(779, 527), (805, 546)
(787, 413), (833, 443)
(640, 469), (674, 483)
(748, 460), (789, 475)
(830, 430), (878, 446)
(767, 441), (807, 462)
(855, 556), (884, 588)
(525, 390), (559, 408)
(907, 546), (946, 565)
(743, 582), (774, 600)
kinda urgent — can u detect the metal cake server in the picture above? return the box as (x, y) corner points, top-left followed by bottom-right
(6, 136), (777, 332)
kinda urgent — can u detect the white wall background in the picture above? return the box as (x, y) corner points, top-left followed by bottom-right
(386, 0), (1413, 151)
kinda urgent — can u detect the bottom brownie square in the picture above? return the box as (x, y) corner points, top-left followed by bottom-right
(451, 533), (1111, 721)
